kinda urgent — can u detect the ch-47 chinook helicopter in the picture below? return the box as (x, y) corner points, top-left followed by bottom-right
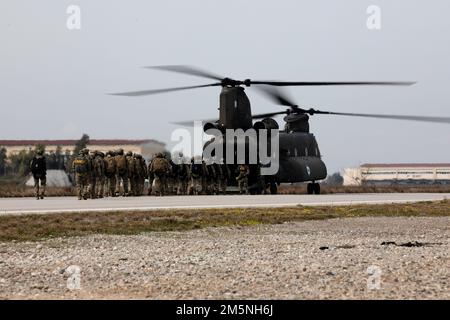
(112, 65), (450, 194)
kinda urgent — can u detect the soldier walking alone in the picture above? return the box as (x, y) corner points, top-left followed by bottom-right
(29, 149), (47, 200)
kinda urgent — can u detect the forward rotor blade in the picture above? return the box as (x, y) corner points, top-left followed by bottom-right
(145, 65), (224, 81)
(110, 83), (221, 96)
(251, 81), (416, 86)
(171, 118), (219, 127)
(255, 86), (298, 107)
(314, 110), (450, 124)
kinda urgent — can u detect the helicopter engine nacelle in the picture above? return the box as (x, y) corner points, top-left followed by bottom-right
(253, 118), (279, 131)
(203, 122), (222, 135)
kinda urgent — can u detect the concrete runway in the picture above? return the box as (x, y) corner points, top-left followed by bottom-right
(0, 193), (449, 215)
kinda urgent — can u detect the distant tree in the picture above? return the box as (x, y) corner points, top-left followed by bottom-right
(73, 134), (90, 156)
(8, 149), (34, 176)
(325, 172), (344, 186)
(55, 146), (65, 170)
(0, 147), (6, 176)
(47, 151), (57, 169)
(34, 144), (45, 155)
(67, 134), (90, 178)
(162, 150), (172, 160)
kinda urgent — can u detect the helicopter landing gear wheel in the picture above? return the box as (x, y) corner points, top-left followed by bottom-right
(307, 183), (314, 195)
(313, 183), (321, 194)
(270, 182), (278, 194)
(307, 182), (321, 195)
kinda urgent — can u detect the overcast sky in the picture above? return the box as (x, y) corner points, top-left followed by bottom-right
(1, 0), (449, 172)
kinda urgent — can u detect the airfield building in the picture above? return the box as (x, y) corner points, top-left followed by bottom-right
(343, 163), (450, 186)
(0, 139), (165, 161)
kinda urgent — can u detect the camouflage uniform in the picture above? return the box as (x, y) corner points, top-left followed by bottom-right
(212, 163), (223, 195)
(115, 149), (129, 196)
(149, 153), (170, 196)
(189, 158), (204, 195)
(135, 154), (147, 196)
(219, 164), (231, 194)
(93, 151), (106, 198)
(176, 163), (189, 195)
(72, 149), (91, 200)
(29, 150), (47, 200)
(147, 158), (154, 195)
(126, 151), (136, 196)
(205, 162), (217, 195)
(167, 160), (180, 194)
(236, 164), (250, 195)
(104, 151), (117, 197)
(86, 150), (97, 199)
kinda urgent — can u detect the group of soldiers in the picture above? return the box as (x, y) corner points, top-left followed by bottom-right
(71, 148), (252, 200)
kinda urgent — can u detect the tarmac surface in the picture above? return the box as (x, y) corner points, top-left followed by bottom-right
(1, 193), (449, 215)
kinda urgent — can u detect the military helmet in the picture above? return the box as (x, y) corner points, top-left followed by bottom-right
(36, 149), (44, 156)
(126, 151), (133, 156)
(117, 148), (124, 155)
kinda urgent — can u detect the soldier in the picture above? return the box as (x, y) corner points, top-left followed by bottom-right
(256, 163), (266, 194)
(135, 154), (147, 196)
(205, 160), (217, 195)
(115, 148), (129, 196)
(72, 149), (91, 200)
(126, 151), (136, 196)
(236, 164), (250, 195)
(93, 151), (106, 198)
(220, 163), (231, 194)
(148, 152), (170, 196)
(29, 149), (47, 200)
(147, 156), (153, 196)
(168, 158), (177, 195)
(177, 161), (189, 195)
(212, 161), (223, 195)
(189, 157), (204, 195)
(86, 149), (97, 199)
(104, 150), (117, 197)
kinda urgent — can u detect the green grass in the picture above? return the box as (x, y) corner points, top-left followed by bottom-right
(0, 200), (449, 242)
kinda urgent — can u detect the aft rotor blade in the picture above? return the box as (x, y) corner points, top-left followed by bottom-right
(252, 111), (288, 119)
(250, 81), (416, 86)
(110, 83), (221, 96)
(145, 65), (224, 81)
(315, 110), (450, 124)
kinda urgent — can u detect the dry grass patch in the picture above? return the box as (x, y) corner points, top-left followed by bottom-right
(0, 200), (449, 242)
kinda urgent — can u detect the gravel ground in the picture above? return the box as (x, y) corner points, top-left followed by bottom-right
(0, 216), (448, 299)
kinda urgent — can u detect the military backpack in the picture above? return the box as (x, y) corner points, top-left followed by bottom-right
(73, 156), (89, 174)
(152, 158), (168, 175)
(105, 156), (116, 175)
(116, 155), (127, 174)
(30, 156), (46, 176)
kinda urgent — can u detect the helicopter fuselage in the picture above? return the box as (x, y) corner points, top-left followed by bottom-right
(274, 131), (327, 183)
(203, 86), (327, 188)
